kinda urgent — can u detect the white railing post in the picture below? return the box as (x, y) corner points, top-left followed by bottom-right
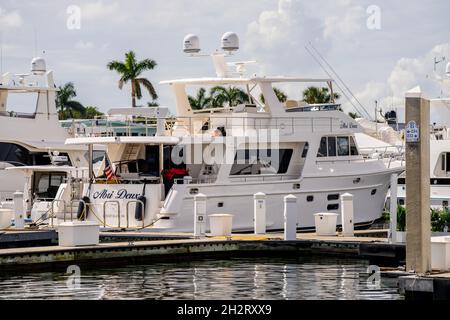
(194, 193), (207, 237)
(390, 173), (398, 243)
(254, 192), (266, 234)
(340, 193), (354, 237)
(13, 191), (24, 229)
(284, 194), (297, 240)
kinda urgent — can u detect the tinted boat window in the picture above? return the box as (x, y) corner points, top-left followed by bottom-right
(327, 137), (336, 157)
(350, 136), (359, 155)
(230, 149), (293, 175)
(317, 138), (327, 157)
(337, 137), (350, 156)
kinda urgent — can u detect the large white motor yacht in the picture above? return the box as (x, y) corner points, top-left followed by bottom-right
(0, 58), (102, 211)
(43, 34), (404, 232)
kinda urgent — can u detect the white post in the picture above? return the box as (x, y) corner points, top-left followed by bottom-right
(390, 173), (398, 243)
(254, 192), (266, 234)
(340, 193), (354, 237)
(284, 194), (297, 240)
(13, 191), (24, 229)
(194, 193), (206, 237)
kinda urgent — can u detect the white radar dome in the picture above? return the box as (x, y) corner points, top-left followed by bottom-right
(221, 32), (239, 52)
(183, 34), (201, 53)
(31, 57), (46, 74)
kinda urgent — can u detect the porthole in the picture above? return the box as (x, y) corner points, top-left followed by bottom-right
(307, 195), (314, 202)
(189, 188), (199, 195)
(218, 202), (224, 208)
(327, 194), (339, 201)
(371, 189), (377, 195)
(327, 204), (339, 210)
(293, 183), (301, 189)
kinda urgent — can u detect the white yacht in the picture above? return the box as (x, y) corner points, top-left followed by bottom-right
(0, 58), (102, 207)
(43, 34), (403, 232)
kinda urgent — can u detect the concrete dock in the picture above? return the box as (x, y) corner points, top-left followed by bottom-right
(0, 231), (405, 272)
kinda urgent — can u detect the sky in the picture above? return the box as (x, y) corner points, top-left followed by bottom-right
(1, 0), (450, 122)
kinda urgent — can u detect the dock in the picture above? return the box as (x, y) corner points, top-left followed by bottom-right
(0, 230), (405, 272)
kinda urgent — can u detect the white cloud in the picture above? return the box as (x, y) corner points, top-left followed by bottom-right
(0, 7), (23, 29)
(80, 1), (122, 21)
(75, 40), (94, 50)
(343, 43), (450, 122)
(323, 4), (365, 41)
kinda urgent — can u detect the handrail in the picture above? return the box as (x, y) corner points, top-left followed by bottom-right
(68, 199), (86, 222)
(50, 199), (66, 227)
(102, 200), (121, 228)
(67, 114), (344, 138)
(125, 199), (145, 228)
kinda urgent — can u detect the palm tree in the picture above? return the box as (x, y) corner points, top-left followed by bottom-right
(210, 86), (249, 108)
(260, 87), (288, 104)
(188, 88), (212, 110)
(56, 82), (85, 119)
(107, 51), (158, 108)
(84, 106), (104, 119)
(302, 86), (340, 104)
(348, 112), (359, 119)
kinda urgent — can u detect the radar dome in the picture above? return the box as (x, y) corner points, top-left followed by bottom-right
(183, 34), (201, 53)
(221, 32), (239, 52)
(31, 57), (46, 74)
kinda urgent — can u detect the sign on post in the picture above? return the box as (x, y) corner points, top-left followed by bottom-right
(405, 120), (420, 143)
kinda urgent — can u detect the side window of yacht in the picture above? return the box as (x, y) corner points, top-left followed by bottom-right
(317, 138), (327, 157)
(350, 136), (359, 156)
(337, 137), (350, 156)
(0, 142), (30, 166)
(301, 142), (309, 158)
(327, 137), (336, 157)
(230, 149), (293, 175)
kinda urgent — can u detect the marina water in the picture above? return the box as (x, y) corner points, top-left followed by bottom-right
(0, 257), (403, 300)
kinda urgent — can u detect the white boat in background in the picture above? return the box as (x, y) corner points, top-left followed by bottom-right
(0, 58), (104, 207)
(36, 33), (404, 232)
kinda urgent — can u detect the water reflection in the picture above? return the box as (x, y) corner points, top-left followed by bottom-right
(0, 257), (403, 300)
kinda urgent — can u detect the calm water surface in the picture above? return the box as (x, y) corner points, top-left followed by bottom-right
(0, 257), (403, 300)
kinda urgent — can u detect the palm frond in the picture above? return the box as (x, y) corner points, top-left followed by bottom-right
(137, 78), (158, 100)
(65, 100), (85, 112)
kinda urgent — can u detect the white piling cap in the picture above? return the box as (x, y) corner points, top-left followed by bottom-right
(341, 193), (354, 200)
(194, 193), (207, 200)
(284, 194), (297, 202)
(254, 192), (266, 199)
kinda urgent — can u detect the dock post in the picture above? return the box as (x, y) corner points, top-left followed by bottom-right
(254, 192), (266, 234)
(194, 193), (206, 237)
(405, 86), (431, 273)
(340, 193), (354, 237)
(389, 173), (398, 243)
(283, 194), (297, 240)
(13, 191), (25, 229)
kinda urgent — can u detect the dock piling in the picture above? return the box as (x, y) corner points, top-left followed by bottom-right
(13, 191), (24, 229)
(284, 194), (297, 240)
(194, 193), (206, 237)
(254, 192), (266, 235)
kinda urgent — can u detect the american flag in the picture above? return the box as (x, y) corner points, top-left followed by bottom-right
(104, 157), (116, 181)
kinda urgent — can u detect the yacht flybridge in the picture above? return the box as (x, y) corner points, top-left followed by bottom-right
(46, 33), (404, 232)
(0, 58), (96, 203)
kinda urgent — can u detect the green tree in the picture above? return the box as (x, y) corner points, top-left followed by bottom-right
(107, 51), (158, 108)
(302, 86), (340, 104)
(188, 88), (212, 110)
(84, 106), (104, 119)
(260, 87), (288, 104)
(348, 112), (359, 119)
(56, 82), (85, 120)
(210, 86), (249, 108)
